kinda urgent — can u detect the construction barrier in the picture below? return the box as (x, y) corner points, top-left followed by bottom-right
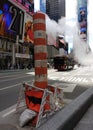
(33, 12), (47, 89)
(23, 82), (53, 127)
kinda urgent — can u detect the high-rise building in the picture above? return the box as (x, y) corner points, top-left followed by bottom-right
(40, 0), (46, 13)
(46, 0), (65, 22)
(77, 0), (87, 40)
(59, 0), (65, 18)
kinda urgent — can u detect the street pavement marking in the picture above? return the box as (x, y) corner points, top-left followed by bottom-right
(0, 104), (16, 118)
(77, 73), (90, 76)
(0, 83), (21, 91)
(26, 71), (93, 84)
(26, 72), (35, 75)
(0, 75), (30, 82)
(48, 76), (60, 80)
(0, 80), (31, 91)
(49, 76), (93, 83)
(2, 108), (16, 118)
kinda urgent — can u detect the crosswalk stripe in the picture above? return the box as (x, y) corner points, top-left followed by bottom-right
(26, 69), (93, 84)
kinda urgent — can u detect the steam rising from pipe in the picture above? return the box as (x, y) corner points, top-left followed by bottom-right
(46, 15), (93, 66)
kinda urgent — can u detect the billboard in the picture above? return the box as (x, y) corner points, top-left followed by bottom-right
(0, 0), (25, 41)
(78, 0), (87, 40)
(24, 13), (34, 45)
(12, 0), (34, 15)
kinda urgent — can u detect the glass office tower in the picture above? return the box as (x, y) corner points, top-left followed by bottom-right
(46, 0), (65, 22)
(40, 0), (46, 13)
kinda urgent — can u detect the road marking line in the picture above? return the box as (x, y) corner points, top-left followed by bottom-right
(2, 108), (16, 118)
(0, 80), (31, 91)
(0, 83), (21, 91)
(26, 72), (35, 75)
(0, 75), (30, 82)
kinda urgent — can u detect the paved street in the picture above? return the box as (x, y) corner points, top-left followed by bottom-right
(0, 69), (34, 111)
(0, 66), (93, 129)
(0, 66), (93, 113)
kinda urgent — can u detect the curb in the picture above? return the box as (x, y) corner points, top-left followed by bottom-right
(37, 87), (93, 130)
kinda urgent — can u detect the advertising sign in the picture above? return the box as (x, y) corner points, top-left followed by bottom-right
(12, 0), (34, 15)
(78, 0), (87, 40)
(24, 13), (34, 45)
(0, 0), (24, 41)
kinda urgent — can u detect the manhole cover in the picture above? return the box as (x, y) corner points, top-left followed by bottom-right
(0, 124), (18, 130)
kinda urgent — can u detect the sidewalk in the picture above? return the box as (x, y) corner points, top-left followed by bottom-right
(74, 104), (93, 130)
(0, 86), (93, 130)
(0, 105), (34, 130)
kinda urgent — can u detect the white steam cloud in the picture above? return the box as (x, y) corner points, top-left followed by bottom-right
(46, 15), (72, 45)
(45, 15), (93, 66)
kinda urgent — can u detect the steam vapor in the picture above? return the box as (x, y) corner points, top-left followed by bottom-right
(45, 15), (93, 66)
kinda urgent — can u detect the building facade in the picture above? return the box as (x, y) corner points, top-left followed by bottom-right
(40, 0), (46, 13)
(77, 0), (87, 40)
(0, 0), (34, 70)
(46, 0), (65, 22)
(0, 0), (65, 70)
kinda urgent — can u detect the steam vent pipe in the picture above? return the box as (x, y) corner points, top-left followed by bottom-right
(33, 12), (47, 89)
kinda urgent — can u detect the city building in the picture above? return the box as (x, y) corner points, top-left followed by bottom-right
(1, 0), (92, 70)
(46, 0), (65, 22)
(45, 0), (66, 59)
(0, 0), (34, 69)
(40, 0), (46, 13)
(77, 0), (87, 40)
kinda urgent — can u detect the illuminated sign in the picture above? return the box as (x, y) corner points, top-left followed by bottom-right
(12, 0), (34, 15)
(24, 13), (34, 45)
(0, 0), (25, 41)
(78, 0), (87, 40)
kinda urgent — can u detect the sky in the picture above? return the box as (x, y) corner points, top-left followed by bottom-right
(34, 0), (40, 12)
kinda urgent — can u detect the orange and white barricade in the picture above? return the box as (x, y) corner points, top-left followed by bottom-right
(23, 82), (54, 128)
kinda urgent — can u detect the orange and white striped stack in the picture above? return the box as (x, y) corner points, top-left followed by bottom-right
(33, 12), (47, 89)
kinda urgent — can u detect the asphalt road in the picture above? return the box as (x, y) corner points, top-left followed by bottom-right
(0, 69), (34, 111)
(0, 66), (93, 112)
